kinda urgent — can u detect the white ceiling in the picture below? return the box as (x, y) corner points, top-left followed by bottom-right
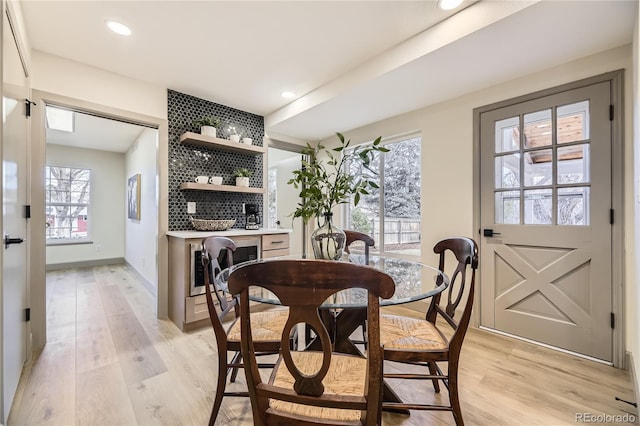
(22, 0), (637, 145)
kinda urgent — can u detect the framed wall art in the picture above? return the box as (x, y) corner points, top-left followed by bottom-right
(127, 174), (141, 220)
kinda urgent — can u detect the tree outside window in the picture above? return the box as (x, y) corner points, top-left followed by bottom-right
(45, 166), (91, 241)
(345, 136), (421, 257)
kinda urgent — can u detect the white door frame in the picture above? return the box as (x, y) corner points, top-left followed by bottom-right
(29, 90), (168, 350)
(473, 70), (625, 368)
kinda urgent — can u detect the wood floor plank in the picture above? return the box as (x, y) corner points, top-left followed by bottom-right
(9, 339), (76, 425)
(76, 362), (137, 425)
(8, 265), (637, 426)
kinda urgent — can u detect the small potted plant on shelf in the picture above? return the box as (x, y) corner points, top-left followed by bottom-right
(233, 167), (252, 187)
(193, 117), (221, 138)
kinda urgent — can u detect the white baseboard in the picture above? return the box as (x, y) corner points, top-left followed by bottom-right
(45, 257), (124, 271)
(627, 352), (639, 424)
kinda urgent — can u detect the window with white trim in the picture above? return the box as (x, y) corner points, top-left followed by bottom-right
(345, 135), (421, 257)
(45, 166), (91, 242)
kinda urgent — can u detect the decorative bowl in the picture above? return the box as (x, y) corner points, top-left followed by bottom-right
(190, 217), (236, 231)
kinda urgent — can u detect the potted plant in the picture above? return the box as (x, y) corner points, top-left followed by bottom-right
(287, 132), (387, 259)
(193, 116), (221, 138)
(233, 167), (253, 187)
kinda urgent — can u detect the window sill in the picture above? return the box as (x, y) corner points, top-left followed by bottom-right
(46, 240), (93, 247)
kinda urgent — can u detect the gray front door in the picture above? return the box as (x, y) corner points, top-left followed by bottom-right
(479, 80), (613, 361)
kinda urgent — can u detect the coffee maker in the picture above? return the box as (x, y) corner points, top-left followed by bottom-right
(243, 203), (260, 230)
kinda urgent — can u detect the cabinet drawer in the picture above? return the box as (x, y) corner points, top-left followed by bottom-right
(261, 248), (290, 258)
(185, 294), (210, 323)
(262, 234), (289, 250)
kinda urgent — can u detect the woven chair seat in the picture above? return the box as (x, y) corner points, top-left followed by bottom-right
(227, 309), (289, 342)
(380, 314), (448, 350)
(269, 351), (367, 422)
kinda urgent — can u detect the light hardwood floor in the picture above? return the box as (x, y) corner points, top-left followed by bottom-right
(7, 265), (638, 425)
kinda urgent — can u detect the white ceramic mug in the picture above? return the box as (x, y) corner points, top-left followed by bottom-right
(209, 176), (223, 185)
(195, 175), (208, 184)
(242, 138), (253, 145)
(229, 134), (240, 143)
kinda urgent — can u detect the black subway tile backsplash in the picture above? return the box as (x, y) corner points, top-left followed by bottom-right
(168, 90), (264, 231)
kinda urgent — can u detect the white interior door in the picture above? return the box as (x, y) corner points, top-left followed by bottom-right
(267, 147), (304, 255)
(479, 81), (613, 362)
(2, 6), (29, 421)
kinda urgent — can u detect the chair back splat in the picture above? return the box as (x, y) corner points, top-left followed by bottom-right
(228, 259), (395, 426)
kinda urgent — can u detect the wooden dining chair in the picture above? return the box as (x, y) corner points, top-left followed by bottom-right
(344, 229), (375, 258)
(227, 259), (395, 425)
(344, 229), (375, 347)
(201, 236), (289, 425)
(379, 237), (478, 426)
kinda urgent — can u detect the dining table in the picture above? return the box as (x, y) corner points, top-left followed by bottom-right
(215, 252), (450, 411)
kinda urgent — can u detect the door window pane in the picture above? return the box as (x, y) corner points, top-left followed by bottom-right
(524, 149), (552, 187)
(524, 109), (552, 148)
(557, 101), (589, 144)
(495, 191), (520, 224)
(495, 116), (519, 153)
(558, 187), (589, 225)
(558, 144), (589, 184)
(495, 154), (520, 189)
(524, 189), (552, 224)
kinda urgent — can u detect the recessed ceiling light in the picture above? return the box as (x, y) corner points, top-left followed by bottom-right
(281, 91), (295, 99)
(438, 0), (463, 10)
(106, 20), (132, 36)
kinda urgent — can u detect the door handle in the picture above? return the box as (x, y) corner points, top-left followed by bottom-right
(4, 235), (24, 248)
(483, 229), (502, 237)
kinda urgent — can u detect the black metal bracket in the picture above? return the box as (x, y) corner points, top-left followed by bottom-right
(4, 235), (24, 249)
(25, 99), (36, 117)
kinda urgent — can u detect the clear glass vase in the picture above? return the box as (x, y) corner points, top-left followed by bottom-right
(311, 213), (346, 260)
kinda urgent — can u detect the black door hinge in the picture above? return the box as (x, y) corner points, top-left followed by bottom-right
(24, 205), (30, 219)
(610, 312), (615, 329)
(609, 105), (614, 121)
(25, 308), (30, 322)
(610, 208), (614, 225)
(25, 99), (36, 117)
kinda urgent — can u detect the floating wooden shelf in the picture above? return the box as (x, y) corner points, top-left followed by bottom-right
(180, 132), (266, 155)
(179, 182), (264, 194)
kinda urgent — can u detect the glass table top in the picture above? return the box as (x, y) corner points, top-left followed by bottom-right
(215, 254), (449, 309)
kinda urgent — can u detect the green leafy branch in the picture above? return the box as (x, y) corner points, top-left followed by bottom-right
(287, 132), (388, 225)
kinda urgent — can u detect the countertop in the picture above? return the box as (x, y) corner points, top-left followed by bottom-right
(166, 228), (292, 239)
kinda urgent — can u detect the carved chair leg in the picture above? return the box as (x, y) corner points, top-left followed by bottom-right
(449, 370), (464, 426)
(428, 362), (441, 393)
(210, 349), (228, 425)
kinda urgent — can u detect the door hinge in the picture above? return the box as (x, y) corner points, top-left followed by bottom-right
(610, 208), (614, 225)
(609, 105), (614, 121)
(24, 205), (31, 219)
(25, 99), (36, 117)
(611, 312), (615, 329)
(25, 308), (30, 322)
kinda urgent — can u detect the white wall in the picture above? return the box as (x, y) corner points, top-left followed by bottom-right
(631, 1), (640, 396)
(334, 44), (634, 355)
(31, 51), (167, 120)
(46, 144), (125, 265)
(125, 128), (158, 289)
